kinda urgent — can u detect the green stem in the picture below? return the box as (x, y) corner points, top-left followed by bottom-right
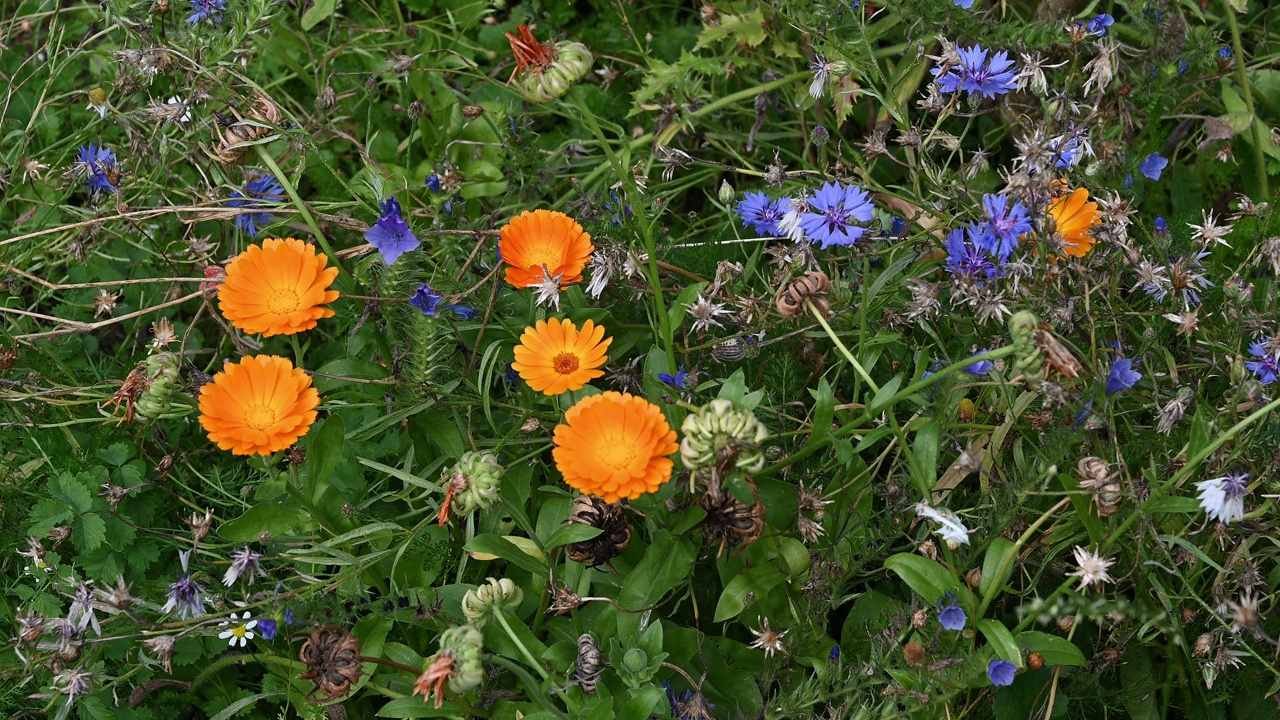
(1224, 3), (1269, 199)
(252, 144), (349, 284)
(492, 611), (549, 680)
(809, 300), (878, 393)
(486, 654), (569, 719)
(974, 497), (1070, 620)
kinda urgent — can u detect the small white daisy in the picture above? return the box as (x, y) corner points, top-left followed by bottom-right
(1067, 546), (1114, 591)
(217, 611), (258, 648)
(1194, 471), (1249, 525)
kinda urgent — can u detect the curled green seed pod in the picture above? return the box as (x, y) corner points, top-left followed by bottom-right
(445, 451), (504, 517)
(505, 25), (592, 103)
(135, 352), (181, 421)
(680, 399), (769, 476)
(436, 624), (484, 694)
(1008, 311), (1045, 390)
(461, 578), (523, 628)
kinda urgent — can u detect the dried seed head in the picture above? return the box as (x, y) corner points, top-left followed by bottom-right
(911, 609), (928, 629)
(187, 509), (214, 547)
(1027, 652), (1045, 671)
(298, 626), (363, 702)
(574, 634), (602, 694)
(701, 491), (765, 556)
(965, 567), (982, 588)
(776, 270), (831, 318)
(903, 640), (925, 667)
(1076, 457), (1121, 517)
(1193, 633), (1213, 658)
(1057, 615), (1075, 633)
(548, 582), (584, 615)
(563, 496), (631, 567)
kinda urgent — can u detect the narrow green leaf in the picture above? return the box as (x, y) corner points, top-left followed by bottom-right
(544, 523), (603, 549)
(305, 415), (345, 501)
(979, 538), (1017, 604)
(300, 0), (337, 30)
(464, 534), (546, 574)
(804, 378), (835, 450)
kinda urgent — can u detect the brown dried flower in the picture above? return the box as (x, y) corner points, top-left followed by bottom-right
(298, 626), (363, 702)
(776, 270), (831, 318)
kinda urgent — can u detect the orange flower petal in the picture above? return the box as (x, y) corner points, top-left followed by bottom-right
(217, 238), (340, 337)
(553, 392), (678, 502)
(498, 210), (593, 289)
(198, 354), (319, 456)
(511, 317), (610, 396)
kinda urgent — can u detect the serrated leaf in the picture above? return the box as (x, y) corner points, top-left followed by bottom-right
(632, 51), (728, 108)
(95, 442), (134, 467)
(50, 473), (94, 514)
(71, 512), (107, 553)
(694, 9), (768, 50)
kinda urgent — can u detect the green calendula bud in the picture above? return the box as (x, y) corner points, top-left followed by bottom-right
(1008, 311), (1045, 390)
(135, 352), (181, 421)
(680, 399), (770, 477)
(436, 624), (485, 694)
(461, 578), (523, 628)
(506, 25), (593, 104)
(445, 451), (504, 517)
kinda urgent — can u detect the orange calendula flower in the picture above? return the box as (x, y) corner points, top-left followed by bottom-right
(1047, 187), (1100, 258)
(198, 354), (320, 456)
(553, 392), (679, 502)
(218, 238), (340, 337)
(511, 317), (610, 395)
(498, 209), (593, 288)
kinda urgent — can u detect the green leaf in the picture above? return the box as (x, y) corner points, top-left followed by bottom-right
(979, 538), (1017, 604)
(1145, 495), (1202, 514)
(714, 563), (785, 622)
(218, 503), (312, 542)
(666, 282), (707, 336)
(978, 619), (1022, 667)
(208, 693), (282, 720)
(416, 410), (465, 458)
(884, 553), (955, 603)
(912, 418), (940, 492)
(544, 524), (603, 549)
(50, 473), (94, 514)
(1017, 631), (1086, 667)
(305, 415), (345, 501)
(617, 532), (696, 641)
(95, 442), (134, 467)
(464, 534), (547, 574)
(376, 697), (466, 717)
(71, 512), (107, 554)
(867, 375), (903, 413)
(694, 8), (768, 50)
(804, 378), (835, 450)
(300, 0), (337, 30)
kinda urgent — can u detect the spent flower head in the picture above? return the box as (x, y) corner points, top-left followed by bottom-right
(1195, 471), (1249, 525)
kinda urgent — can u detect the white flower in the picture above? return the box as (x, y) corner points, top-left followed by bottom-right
(1067, 546), (1114, 591)
(777, 198), (808, 244)
(686, 294), (730, 333)
(914, 503), (970, 545)
(532, 266), (563, 311)
(749, 617), (788, 658)
(1195, 472), (1249, 525)
(1188, 209), (1234, 247)
(217, 611), (258, 648)
(87, 100), (109, 119)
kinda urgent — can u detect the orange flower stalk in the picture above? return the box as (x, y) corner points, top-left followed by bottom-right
(553, 392), (679, 502)
(217, 238), (339, 337)
(198, 355), (320, 456)
(511, 317), (610, 395)
(1046, 187), (1100, 258)
(498, 210), (593, 288)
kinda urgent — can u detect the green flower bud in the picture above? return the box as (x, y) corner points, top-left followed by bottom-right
(620, 648), (649, 675)
(1008, 311), (1045, 390)
(461, 577), (523, 628)
(437, 624), (484, 694)
(718, 180), (735, 205)
(829, 60), (853, 77)
(679, 399), (769, 477)
(445, 451), (504, 517)
(136, 352), (181, 421)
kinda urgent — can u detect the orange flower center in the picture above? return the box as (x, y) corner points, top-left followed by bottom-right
(595, 440), (640, 471)
(518, 248), (560, 271)
(243, 405), (279, 430)
(552, 352), (580, 374)
(267, 289), (301, 314)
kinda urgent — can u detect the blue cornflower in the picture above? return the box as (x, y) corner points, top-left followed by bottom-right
(1246, 339), (1278, 384)
(364, 197), (420, 265)
(1084, 13), (1114, 37)
(953, 0), (974, 8)
(425, 173), (441, 193)
(979, 194), (1032, 260)
(891, 216), (906, 236)
(988, 659), (1016, 686)
(77, 144), (120, 193)
(1177, 59), (1189, 75)
(965, 350), (994, 376)
(1154, 217), (1167, 236)
(409, 285), (442, 316)
(257, 618), (278, 640)
(944, 225), (1000, 280)
(447, 304), (478, 320)
(938, 599), (967, 631)
(932, 45), (1019, 100)
(1047, 133), (1090, 169)
(227, 175), (284, 236)
(658, 365), (688, 389)
(186, 0), (226, 24)
(797, 181), (875, 248)
(1139, 152), (1169, 181)
(737, 191), (788, 237)
(1106, 358), (1141, 395)
(1219, 46), (1233, 60)
(829, 645), (841, 661)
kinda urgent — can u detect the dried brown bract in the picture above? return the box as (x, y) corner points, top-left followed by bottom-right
(776, 270), (831, 318)
(1034, 325), (1082, 381)
(298, 626), (363, 703)
(574, 634), (602, 694)
(563, 496), (631, 567)
(205, 92), (283, 165)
